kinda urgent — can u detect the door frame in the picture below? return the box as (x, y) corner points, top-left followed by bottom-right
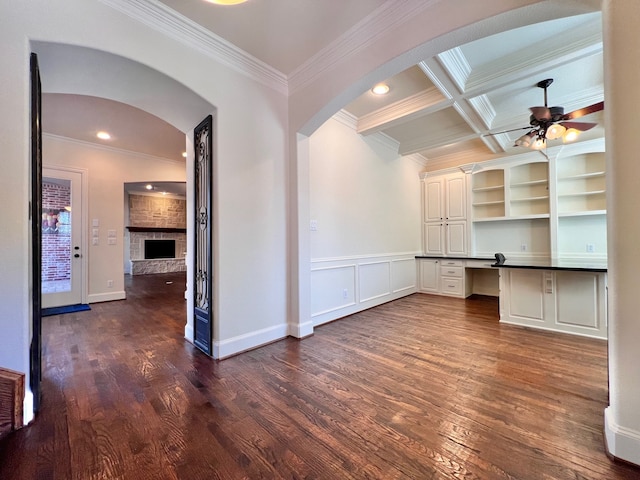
(42, 165), (89, 307)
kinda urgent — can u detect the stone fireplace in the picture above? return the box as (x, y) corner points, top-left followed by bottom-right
(127, 193), (186, 275)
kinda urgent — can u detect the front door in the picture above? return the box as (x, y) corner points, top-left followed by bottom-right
(42, 168), (84, 308)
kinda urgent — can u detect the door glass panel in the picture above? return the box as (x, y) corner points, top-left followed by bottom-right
(42, 178), (72, 294)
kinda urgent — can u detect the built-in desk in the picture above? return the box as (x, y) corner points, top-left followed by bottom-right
(416, 256), (608, 339)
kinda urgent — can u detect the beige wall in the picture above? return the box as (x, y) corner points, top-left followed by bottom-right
(44, 135), (186, 302)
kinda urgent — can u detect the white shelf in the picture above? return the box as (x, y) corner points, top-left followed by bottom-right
(510, 179), (548, 187)
(511, 195), (550, 203)
(472, 200), (505, 206)
(558, 171), (605, 181)
(472, 213), (550, 222)
(472, 185), (504, 193)
(558, 210), (607, 218)
(558, 190), (606, 198)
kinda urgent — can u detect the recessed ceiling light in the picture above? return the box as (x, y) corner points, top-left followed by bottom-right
(96, 131), (111, 140)
(182, 151), (187, 158)
(145, 184), (153, 190)
(203, 0), (248, 4)
(371, 83), (390, 95)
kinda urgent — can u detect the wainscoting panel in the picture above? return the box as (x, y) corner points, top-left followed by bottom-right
(359, 261), (391, 303)
(311, 253), (418, 326)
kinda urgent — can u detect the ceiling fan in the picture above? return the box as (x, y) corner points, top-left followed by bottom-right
(487, 78), (604, 150)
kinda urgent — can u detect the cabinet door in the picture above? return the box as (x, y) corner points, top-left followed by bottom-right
(445, 221), (467, 256)
(419, 259), (439, 293)
(424, 177), (444, 222)
(446, 175), (466, 220)
(424, 223), (444, 255)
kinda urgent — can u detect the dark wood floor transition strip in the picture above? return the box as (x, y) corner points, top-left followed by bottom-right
(0, 272), (637, 479)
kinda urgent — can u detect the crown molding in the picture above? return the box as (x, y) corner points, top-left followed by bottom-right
(333, 110), (403, 154)
(399, 132), (478, 156)
(98, 0), (288, 95)
(467, 94), (496, 130)
(465, 29), (602, 96)
(357, 87), (449, 136)
(437, 47), (471, 94)
(332, 110), (358, 130)
(43, 133), (186, 165)
(288, 0), (439, 95)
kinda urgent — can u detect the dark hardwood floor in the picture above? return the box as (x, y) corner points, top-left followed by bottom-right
(1, 272), (638, 479)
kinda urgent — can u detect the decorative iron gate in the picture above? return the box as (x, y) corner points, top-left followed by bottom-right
(193, 115), (213, 355)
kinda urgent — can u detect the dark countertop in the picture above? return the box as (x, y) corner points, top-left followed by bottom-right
(415, 256), (493, 261)
(415, 255), (608, 272)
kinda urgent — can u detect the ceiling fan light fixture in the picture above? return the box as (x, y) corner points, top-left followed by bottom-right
(563, 128), (580, 143)
(531, 138), (546, 150)
(515, 131), (536, 148)
(545, 123), (566, 140)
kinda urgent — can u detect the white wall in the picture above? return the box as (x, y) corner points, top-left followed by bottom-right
(309, 115), (423, 324)
(43, 135), (186, 301)
(0, 0), (289, 415)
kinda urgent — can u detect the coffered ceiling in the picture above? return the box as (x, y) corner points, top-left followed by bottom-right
(41, 1), (604, 171)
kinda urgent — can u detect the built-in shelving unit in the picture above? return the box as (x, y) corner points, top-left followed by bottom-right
(471, 169), (505, 219)
(557, 153), (606, 216)
(509, 162), (550, 217)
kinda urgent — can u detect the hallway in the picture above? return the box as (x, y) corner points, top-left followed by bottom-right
(0, 273), (637, 479)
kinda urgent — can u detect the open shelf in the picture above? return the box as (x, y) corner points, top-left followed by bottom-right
(472, 170), (505, 220)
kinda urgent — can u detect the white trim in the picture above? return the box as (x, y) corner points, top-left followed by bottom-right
(311, 302), (358, 318)
(184, 322), (194, 344)
(213, 323), (288, 359)
(289, 0), (439, 94)
(288, 320), (314, 339)
(605, 407), (640, 466)
(312, 251), (420, 264)
(437, 47), (471, 93)
(98, 0), (288, 94)
(23, 389), (34, 426)
(87, 291), (126, 303)
(44, 133), (186, 166)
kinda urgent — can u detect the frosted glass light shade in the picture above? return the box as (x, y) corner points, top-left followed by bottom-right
(546, 123), (566, 140)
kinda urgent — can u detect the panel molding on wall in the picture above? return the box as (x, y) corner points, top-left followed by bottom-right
(311, 252), (418, 326)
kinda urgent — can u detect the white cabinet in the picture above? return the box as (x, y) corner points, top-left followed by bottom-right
(422, 172), (468, 256)
(418, 259), (439, 293)
(418, 258), (469, 298)
(499, 267), (607, 339)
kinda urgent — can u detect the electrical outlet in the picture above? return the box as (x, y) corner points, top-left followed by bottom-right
(520, 243), (527, 252)
(107, 279), (114, 288)
(342, 288), (348, 299)
(310, 220), (318, 231)
(587, 243), (595, 253)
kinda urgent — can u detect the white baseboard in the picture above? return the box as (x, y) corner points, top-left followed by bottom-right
(604, 407), (640, 466)
(87, 291), (126, 303)
(184, 322), (194, 343)
(288, 320), (314, 338)
(23, 388), (34, 426)
(213, 323), (288, 359)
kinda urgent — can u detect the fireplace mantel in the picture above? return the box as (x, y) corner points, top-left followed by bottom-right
(126, 226), (186, 233)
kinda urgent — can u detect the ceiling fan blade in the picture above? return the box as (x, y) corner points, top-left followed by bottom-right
(563, 101), (604, 120)
(483, 126), (531, 137)
(560, 121), (598, 132)
(530, 106), (551, 121)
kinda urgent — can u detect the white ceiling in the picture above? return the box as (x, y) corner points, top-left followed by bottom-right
(40, 2), (604, 172)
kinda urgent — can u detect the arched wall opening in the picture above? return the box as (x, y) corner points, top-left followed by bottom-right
(28, 41), (217, 419)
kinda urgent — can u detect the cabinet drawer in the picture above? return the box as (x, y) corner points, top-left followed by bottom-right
(440, 266), (463, 277)
(440, 259), (463, 267)
(441, 277), (463, 295)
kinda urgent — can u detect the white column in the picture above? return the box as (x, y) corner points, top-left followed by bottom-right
(603, 0), (640, 466)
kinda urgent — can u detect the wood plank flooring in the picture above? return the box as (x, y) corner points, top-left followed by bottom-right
(1, 272), (638, 479)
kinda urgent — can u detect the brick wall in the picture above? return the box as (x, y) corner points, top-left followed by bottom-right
(42, 182), (71, 282)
